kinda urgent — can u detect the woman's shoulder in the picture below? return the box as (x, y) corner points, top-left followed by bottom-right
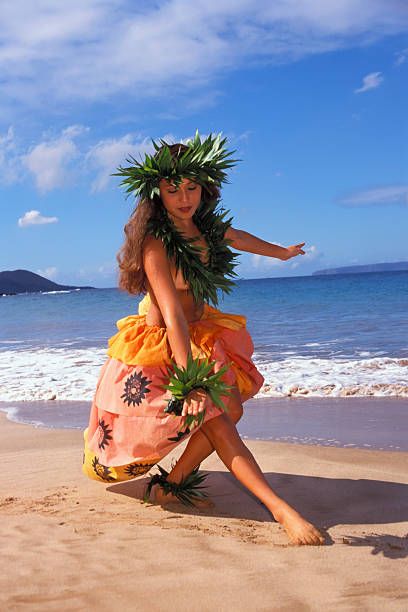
(142, 233), (166, 258)
(142, 234), (176, 276)
(142, 233), (162, 248)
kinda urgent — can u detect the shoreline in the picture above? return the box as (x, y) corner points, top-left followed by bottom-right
(1, 411), (407, 609)
(1, 394), (407, 453)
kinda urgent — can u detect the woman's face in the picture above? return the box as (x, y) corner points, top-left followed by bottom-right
(159, 177), (202, 221)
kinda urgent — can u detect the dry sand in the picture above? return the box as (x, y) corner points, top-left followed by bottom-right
(1, 411), (407, 611)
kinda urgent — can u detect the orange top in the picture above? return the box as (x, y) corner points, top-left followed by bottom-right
(106, 293), (248, 368)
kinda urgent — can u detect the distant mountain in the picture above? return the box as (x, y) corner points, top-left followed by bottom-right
(312, 261), (408, 276)
(0, 269), (95, 295)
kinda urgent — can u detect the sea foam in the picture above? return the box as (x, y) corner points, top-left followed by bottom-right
(0, 347), (406, 401)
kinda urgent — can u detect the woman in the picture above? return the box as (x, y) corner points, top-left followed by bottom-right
(82, 132), (325, 546)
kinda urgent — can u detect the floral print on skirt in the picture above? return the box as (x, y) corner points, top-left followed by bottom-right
(82, 294), (264, 483)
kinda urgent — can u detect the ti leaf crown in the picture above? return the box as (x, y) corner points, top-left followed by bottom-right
(111, 130), (240, 201)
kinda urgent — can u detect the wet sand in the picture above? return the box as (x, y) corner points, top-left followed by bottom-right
(1, 395), (407, 451)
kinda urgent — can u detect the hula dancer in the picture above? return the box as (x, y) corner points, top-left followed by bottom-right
(82, 131), (325, 546)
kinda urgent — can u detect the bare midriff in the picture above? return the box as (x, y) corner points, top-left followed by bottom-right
(144, 233), (209, 327)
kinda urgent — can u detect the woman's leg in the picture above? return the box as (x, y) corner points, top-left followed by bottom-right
(167, 385), (244, 482)
(156, 387), (325, 545)
(185, 413), (324, 545)
(192, 413), (325, 545)
(152, 386), (243, 508)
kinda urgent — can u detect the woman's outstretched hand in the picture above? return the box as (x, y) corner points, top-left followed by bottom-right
(283, 242), (306, 260)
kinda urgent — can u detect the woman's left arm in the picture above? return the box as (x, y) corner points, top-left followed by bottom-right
(224, 227), (305, 261)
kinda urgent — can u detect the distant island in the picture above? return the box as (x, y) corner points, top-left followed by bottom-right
(0, 269), (95, 296)
(312, 261), (408, 276)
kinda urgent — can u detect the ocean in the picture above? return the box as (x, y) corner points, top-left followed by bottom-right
(1, 270), (407, 450)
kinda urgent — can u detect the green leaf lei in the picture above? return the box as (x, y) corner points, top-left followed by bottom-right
(146, 197), (240, 306)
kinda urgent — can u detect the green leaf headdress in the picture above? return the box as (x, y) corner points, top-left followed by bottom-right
(111, 129), (240, 200)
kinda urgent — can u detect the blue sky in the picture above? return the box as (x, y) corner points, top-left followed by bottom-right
(1, 1), (407, 287)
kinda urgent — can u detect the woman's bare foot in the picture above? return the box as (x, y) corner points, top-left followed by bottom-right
(274, 505), (325, 546)
(148, 483), (215, 509)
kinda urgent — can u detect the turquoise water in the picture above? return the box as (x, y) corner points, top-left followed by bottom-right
(0, 271), (407, 403)
(2, 271), (407, 357)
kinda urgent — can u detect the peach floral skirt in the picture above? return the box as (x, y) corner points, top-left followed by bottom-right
(82, 294), (264, 483)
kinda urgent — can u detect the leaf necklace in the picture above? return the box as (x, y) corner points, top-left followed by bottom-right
(146, 200), (240, 306)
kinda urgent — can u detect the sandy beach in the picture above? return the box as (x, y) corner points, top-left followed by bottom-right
(1, 410), (408, 611)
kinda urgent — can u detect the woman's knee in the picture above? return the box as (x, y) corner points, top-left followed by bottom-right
(225, 385), (243, 423)
(201, 412), (240, 446)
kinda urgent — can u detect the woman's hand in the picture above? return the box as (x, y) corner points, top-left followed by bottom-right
(182, 387), (211, 420)
(283, 242), (306, 260)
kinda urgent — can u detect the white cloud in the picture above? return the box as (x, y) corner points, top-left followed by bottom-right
(61, 125), (89, 139)
(36, 266), (58, 280)
(0, 126), (21, 185)
(251, 253), (285, 269)
(85, 134), (155, 193)
(339, 185), (408, 206)
(301, 244), (321, 261)
(394, 47), (408, 66)
(251, 243), (321, 270)
(289, 244), (322, 267)
(97, 263), (117, 277)
(235, 130), (253, 143)
(21, 125), (87, 192)
(18, 210), (58, 227)
(0, 126), (219, 193)
(354, 71), (383, 93)
(0, 1), (407, 113)
(76, 262), (117, 286)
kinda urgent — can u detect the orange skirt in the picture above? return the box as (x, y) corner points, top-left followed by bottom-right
(82, 295), (264, 483)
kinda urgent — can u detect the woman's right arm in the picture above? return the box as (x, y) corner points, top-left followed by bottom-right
(142, 235), (191, 369)
(143, 235), (210, 419)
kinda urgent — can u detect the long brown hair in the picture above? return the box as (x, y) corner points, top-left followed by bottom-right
(116, 143), (221, 296)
